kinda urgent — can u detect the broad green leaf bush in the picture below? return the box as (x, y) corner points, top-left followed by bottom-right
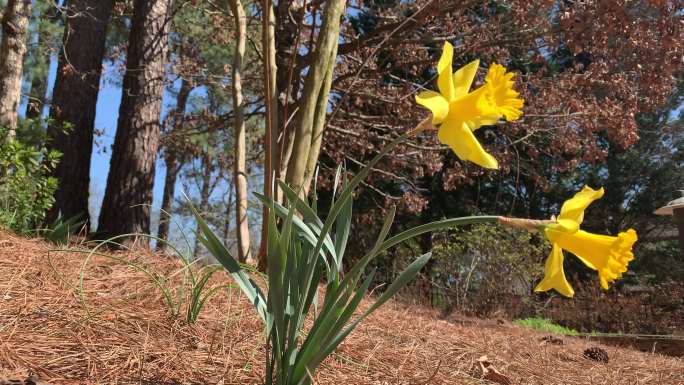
(428, 224), (547, 316)
(0, 125), (60, 233)
(630, 240), (684, 282)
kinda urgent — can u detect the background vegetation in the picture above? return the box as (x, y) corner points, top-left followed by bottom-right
(0, 0), (682, 335)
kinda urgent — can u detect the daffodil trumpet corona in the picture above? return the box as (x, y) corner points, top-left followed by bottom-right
(414, 41), (524, 169)
(500, 186), (638, 298)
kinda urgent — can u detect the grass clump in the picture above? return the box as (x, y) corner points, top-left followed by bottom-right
(514, 317), (579, 336)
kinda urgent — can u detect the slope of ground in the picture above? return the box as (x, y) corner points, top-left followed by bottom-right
(0, 231), (682, 385)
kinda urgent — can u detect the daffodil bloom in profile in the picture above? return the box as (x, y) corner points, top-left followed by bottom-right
(415, 42), (524, 169)
(535, 186), (638, 297)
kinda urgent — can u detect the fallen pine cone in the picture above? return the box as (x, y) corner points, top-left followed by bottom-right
(584, 347), (609, 363)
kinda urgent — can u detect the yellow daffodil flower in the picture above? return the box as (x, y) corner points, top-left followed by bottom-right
(415, 42), (524, 169)
(535, 186), (638, 297)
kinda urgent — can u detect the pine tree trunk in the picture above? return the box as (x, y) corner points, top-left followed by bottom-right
(24, 62), (47, 120)
(156, 153), (179, 245)
(0, 0), (31, 140)
(156, 77), (192, 247)
(222, 186), (234, 245)
(97, 0), (172, 245)
(46, 0), (114, 226)
(275, 1), (304, 184)
(229, 0), (252, 263)
(24, 3), (58, 121)
(256, 0), (278, 270)
(193, 153), (212, 259)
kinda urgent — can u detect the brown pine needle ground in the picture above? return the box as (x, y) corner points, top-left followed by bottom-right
(0, 231), (682, 385)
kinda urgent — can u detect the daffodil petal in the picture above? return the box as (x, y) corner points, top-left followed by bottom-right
(453, 59), (479, 98)
(437, 42), (456, 101)
(551, 228), (637, 290)
(415, 91), (449, 125)
(541, 187), (637, 292)
(484, 63), (524, 121)
(534, 244), (575, 297)
(458, 85), (502, 131)
(466, 115), (500, 132)
(437, 119), (498, 169)
(554, 219), (580, 233)
(557, 186), (604, 226)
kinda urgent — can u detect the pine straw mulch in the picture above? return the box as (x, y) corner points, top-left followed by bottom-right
(0, 231), (682, 385)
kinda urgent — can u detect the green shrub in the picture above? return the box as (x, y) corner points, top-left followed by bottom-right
(630, 240), (684, 282)
(425, 224), (547, 316)
(0, 127), (60, 233)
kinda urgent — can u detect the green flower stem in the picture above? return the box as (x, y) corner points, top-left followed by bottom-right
(379, 216), (500, 253)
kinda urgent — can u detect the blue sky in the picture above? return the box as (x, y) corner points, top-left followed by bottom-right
(18, 9), (683, 243)
(89, 64), (169, 231)
(22, 57), (171, 234)
(21, 45), (265, 253)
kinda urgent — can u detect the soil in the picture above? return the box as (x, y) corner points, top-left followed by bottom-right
(0, 231), (682, 384)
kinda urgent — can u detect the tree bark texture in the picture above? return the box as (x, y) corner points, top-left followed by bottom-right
(0, 0), (31, 139)
(156, 152), (179, 245)
(193, 153), (212, 259)
(274, 1), (305, 183)
(24, 3), (59, 120)
(222, 186), (234, 246)
(229, 0), (252, 263)
(257, 0), (278, 270)
(156, 77), (192, 247)
(46, 0), (115, 226)
(284, 0), (345, 194)
(302, 45), (337, 196)
(97, 0), (172, 244)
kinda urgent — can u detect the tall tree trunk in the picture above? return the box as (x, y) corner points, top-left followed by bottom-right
(156, 77), (192, 247)
(275, 1), (304, 183)
(257, 0), (278, 270)
(222, 185), (234, 245)
(193, 153), (212, 259)
(97, 0), (172, 245)
(0, 0), (31, 140)
(24, 58), (48, 120)
(302, 46), (337, 196)
(229, 0), (251, 263)
(156, 153), (180, 246)
(24, 3), (58, 121)
(46, 0), (115, 226)
(284, 0), (345, 193)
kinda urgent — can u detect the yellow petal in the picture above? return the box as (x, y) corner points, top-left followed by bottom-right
(551, 219), (579, 234)
(483, 63), (524, 121)
(534, 244), (575, 297)
(453, 59), (479, 99)
(457, 84), (502, 131)
(547, 228), (637, 290)
(415, 91), (449, 125)
(437, 118), (498, 169)
(557, 186), (604, 229)
(469, 100), (502, 130)
(437, 42), (456, 101)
